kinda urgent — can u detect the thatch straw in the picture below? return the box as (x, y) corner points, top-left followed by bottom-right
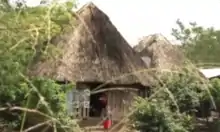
(29, 2), (153, 86)
(133, 34), (187, 71)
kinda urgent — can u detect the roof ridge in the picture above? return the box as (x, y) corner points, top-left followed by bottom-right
(76, 1), (97, 13)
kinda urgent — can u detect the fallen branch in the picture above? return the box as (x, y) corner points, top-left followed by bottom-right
(23, 120), (52, 132)
(0, 106), (53, 120)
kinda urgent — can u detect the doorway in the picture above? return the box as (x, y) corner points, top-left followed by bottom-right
(89, 92), (107, 117)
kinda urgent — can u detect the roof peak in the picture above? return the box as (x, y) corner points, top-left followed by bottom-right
(30, 1), (152, 85)
(83, 1), (96, 7)
(143, 33), (171, 43)
(77, 1), (97, 11)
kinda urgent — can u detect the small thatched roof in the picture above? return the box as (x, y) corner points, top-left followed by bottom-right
(133, 34), (187, 71)
(29, 2), (153, 86)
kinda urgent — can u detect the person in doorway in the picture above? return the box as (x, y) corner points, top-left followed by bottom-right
(103, 106), (113, 132)
(99, 93), (107, 119)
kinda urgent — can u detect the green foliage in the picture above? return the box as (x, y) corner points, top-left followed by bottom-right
(28, 77), (66, 113)
(172, 19), (220, 67)
(209, 78), (220, 111)
(0, 0), (12, 11)
(0, 1), (77, 131)
(0, 1), (74, 105)
(26, 78), (78, 132)
(55, 112), (81, 132)
(155, 70), (204, 114)
(28, 77), (76, 114)
(130, 98), (193, 132)
(130, 70), (208, 132)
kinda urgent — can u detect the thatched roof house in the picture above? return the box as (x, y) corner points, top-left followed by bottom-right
(30, 2), (152, 86)
(133, 34), (187, 71)
(29, 2), (153, 121)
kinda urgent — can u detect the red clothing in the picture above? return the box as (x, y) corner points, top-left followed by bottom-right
(103, 119), (112, 129)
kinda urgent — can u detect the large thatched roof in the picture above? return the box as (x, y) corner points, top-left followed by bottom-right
(29, 2), (152, 86)
(133, 34), (187, 71)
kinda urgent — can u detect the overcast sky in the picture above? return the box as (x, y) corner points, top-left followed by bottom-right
(9, 0), (220, 46)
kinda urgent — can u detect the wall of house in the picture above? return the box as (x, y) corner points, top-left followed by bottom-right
(106, 88), (138, 121)
(70, 82), (149, 120)
(66, 89), (74, 114)
(70, 88), (139, 120)
(72, 88), (90, 119)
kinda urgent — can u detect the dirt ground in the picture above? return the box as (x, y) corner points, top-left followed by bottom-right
(194, 117), (220, 132)
(79, 117), (135, 132)
(80, 116), (220, 132)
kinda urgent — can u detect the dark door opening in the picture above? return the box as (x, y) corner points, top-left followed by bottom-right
(89, 92), (107, 117)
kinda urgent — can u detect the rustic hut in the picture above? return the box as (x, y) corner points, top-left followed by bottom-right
(133, 34), (187, 71)
(29, 2), (152, 121)
(134, 34), (216, 119)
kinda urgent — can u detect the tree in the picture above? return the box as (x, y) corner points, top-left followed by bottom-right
(0, 0), (12, 10)
(130, 70), (206, 132)
(172, 19), (220, 67)
(130, 98), (193, 132)
(14, 0), (26, 8)
(0, 1), (79, 131)
(209, 78), (220, 113)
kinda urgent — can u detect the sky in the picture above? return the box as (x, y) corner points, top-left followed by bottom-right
(9, 0), (220, 46)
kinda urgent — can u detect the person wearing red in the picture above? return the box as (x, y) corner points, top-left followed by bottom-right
(103, 116), (112, 132)
(103, 106), (112, 132)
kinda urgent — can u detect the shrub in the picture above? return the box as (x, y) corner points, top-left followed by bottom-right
(154, 70), (204, 114)
(130, 98), (193, 132)
(0, 1), (79, 131)
(130, 69), (208, 132)
(210, 78), (220, 112)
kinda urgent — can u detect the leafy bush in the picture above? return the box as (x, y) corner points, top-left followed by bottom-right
(154, 70), (204, 114)
(210, 78), (220, 111)
(130, 70), (208, 132)
(0, 1), (74, 106)
(0, 1), (79, 131)
(130, 98), (193, 132)
(194, 78), (220, 118)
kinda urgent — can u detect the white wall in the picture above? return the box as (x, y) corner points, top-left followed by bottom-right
(199, 68), (220, 79)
